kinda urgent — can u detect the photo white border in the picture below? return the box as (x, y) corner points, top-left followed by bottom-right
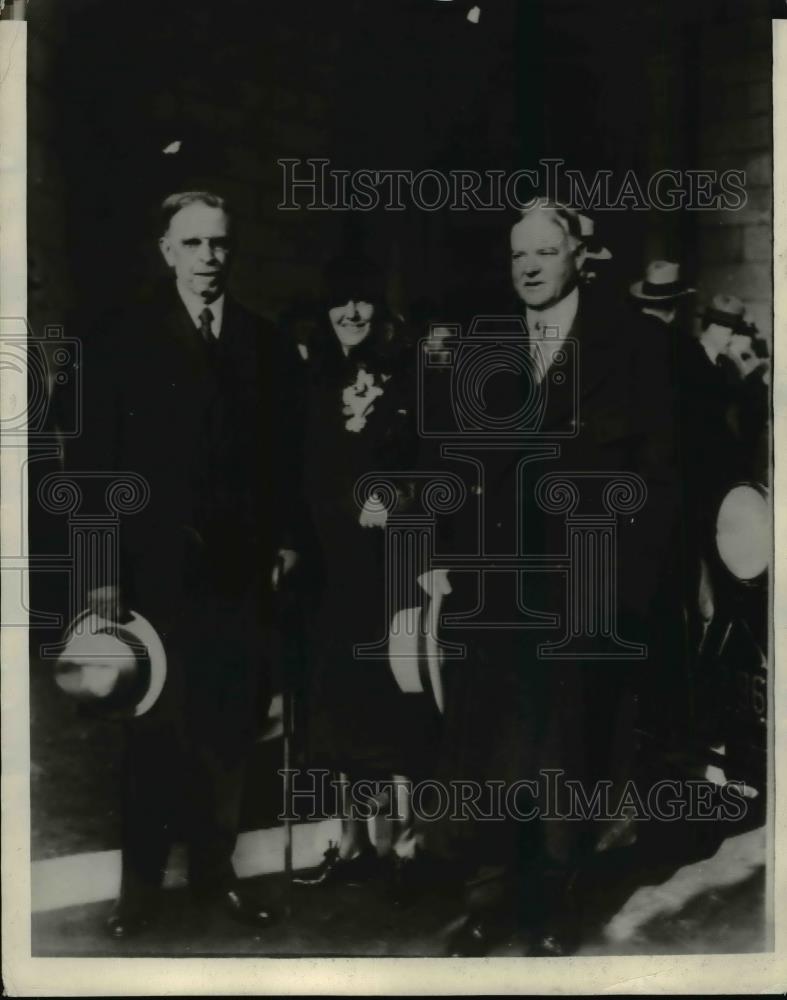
(1, 11), (786, 995)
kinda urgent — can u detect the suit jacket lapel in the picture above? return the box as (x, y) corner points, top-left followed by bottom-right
(157, 288), (225, 413)
(539, 293), (617, 433)
(164, 289), (200, 347)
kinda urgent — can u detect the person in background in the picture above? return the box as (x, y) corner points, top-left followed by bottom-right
(627, 261), (697, 731)
(629, 258), (696, 333)
(672, 292), (752, 683)
(576, 212), (612, 287)
(725, 319), (770, 482)
(679, 293), (750, 512)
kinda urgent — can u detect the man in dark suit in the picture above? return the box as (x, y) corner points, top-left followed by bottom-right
(678, 294), (749, 510)
(429, 202), (680, 956)
(67, 191), (301, 938)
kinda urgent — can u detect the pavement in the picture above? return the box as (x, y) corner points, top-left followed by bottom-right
(31, 822), (767, 957)
(29, 646), (769, 958)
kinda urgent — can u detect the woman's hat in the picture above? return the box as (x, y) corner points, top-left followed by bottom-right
(321, 255), (385, 307)
(701, 293), (747, 331)
(630, 260), (695, 301)
(54, 610), (167, 719)
(577, 213), (612, 261)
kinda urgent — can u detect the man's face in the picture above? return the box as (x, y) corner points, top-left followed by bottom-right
(159, 203), (231, 302)
(328, 299), (375, 349)
(705, 321), (734, 355)
(510, 212), (585, 310)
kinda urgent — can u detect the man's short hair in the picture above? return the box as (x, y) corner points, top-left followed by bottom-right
(160, 191), (229, 233)
(513, 200), (584, 249)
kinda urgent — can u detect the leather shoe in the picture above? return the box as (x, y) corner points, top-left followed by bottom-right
(530, 930), (578, 957)
(529, 868), (581, 957)
(445, 916), (494, 957)
(292, 844), (380, 888)
(218, 886), (278, 928)
(105, 897), (156, 940)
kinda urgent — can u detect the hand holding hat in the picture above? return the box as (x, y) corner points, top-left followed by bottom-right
(56, 630), (136, 700)
(359, 491), (390, 529)
(416, 568), (452, 598)
(85, 584), (130, 623)
(54, 607), (167, 719)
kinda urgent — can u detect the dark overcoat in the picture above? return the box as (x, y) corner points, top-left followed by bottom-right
(65, 282), (304, 757)
(424, 289), (682, 862)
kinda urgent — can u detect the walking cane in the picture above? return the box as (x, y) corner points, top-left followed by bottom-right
(282, 666), (295, 880)
(274, 551), (298, 880)
(425, 587), (446, 714)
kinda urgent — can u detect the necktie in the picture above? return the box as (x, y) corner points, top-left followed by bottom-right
(198, 306), (214, 344)
(198, 306), (219, 367)
(530, 318), (546, 383)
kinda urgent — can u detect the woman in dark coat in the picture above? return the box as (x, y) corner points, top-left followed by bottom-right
(294, 257), (437, 888)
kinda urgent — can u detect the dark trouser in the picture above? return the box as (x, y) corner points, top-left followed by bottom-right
(120, 713), (246, 901)
(119, 584), (268, 904)
(427, 628), (539, 918)
(431, 626), (638, 923)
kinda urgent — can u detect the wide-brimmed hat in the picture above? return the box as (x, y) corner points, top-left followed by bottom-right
(577, 213), (612, 261)
(321, 254), (385, 308)
(388, 592), (445, 714)
(54, 610), (167, 719)
(630, 260), (695, 301)
(701, 293), (747, 331)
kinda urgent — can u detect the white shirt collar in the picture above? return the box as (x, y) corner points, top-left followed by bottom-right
(176, 282), (225, 339)
(526, 286), (579, 341)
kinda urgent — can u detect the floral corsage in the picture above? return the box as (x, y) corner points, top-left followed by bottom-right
(342, 366), (390, 432)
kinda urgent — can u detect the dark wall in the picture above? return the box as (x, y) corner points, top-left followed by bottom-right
(28, 0), (772, 336)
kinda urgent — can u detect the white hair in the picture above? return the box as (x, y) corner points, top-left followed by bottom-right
(512, 200), (584, 250)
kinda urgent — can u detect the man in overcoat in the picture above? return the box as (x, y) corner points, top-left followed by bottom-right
(425, 202), (681, 956)
(66, 191), (301, 937)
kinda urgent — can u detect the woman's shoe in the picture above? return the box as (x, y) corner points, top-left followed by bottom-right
(292, 844), (381, 888)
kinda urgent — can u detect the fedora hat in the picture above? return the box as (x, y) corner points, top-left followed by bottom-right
(54, 610), (167, 719)
(701, 293), (747, 331)
(577, 213), (612, 261)
(630, 260), (695, 301)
